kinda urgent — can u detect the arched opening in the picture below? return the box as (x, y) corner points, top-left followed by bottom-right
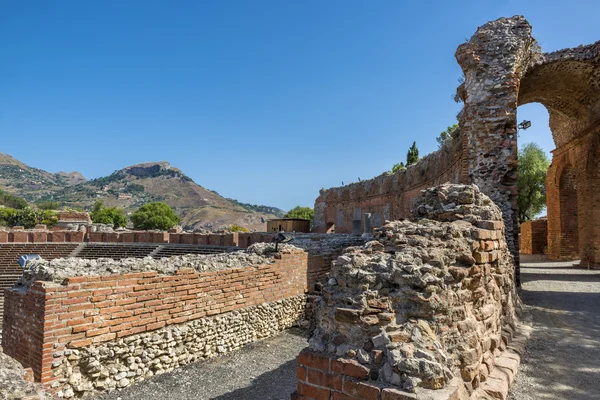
(517, 56), (600, 264)
(558, 166), (579, 259)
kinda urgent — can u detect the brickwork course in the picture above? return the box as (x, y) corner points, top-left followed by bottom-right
(1, 244), (309, 397)
(519, 219), (547, 255)
(313, 15), (600, 274)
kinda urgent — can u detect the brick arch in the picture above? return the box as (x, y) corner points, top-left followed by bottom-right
(456, 16), (600, 273)
(519, 58), (600, 147)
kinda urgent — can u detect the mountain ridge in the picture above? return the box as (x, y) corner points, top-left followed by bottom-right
(0, 153), (285, 231)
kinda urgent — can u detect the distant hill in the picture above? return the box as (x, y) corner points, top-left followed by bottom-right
(0, 153), (285, 231)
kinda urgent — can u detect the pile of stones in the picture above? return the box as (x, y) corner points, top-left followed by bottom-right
(0, 350), (51, 400)
(18, 243), (282, 288)
(308, 184), (519, 393)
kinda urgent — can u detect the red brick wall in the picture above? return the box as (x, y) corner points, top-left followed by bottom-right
(312, 132), (466, 234)
(1, 252), (308, 388)
(0, 230), (273, 247)
(307, 254), (338, 293)
(520, 220), (547, 255)
(292, 349), (466, 400)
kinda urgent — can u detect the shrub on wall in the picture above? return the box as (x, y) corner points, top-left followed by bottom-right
(131, 202), (180, 230)
(90, 200), (128, 228)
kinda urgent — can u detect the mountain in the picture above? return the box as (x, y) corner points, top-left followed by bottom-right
(0, 153), (285, 231)
(0, 153), (81, 200)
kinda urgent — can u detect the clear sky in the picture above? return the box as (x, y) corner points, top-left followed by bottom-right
(1, 1), (598, 211)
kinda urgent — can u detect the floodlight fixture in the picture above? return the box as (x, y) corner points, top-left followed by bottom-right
(518, 120), (532, 131)
(273, 232), (293, 251)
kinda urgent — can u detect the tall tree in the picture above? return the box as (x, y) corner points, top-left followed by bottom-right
(406, 141), (419, 166)
(131, 202), (180, 230)
(285, 206), (314, 221)
(518, 142), (550, 222)
(90, 200), (128, 228)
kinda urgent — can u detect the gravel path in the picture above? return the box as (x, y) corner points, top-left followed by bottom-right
(98, 328), (308, 400)
(509, 255), (600, 400)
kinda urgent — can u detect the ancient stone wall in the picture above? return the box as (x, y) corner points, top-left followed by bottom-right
(313, 129), (465, 234)
(293, 185), (520, 399)
(519, 219), (547, 255)
(313, 16), (600, 271)
(2, 245), (308, 397)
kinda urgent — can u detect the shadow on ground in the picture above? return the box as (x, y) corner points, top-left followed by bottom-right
(98, 328), (308, 400)
(509, 258), (600, 400)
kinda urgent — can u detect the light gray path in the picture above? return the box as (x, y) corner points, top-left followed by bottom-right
(509, 255), (600, 400)
(98, 328), (308, 400)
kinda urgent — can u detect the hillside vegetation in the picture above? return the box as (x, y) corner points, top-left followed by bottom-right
(0, 153), (284, 231)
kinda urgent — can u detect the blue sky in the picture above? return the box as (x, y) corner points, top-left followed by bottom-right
(1, 1), (598, 211)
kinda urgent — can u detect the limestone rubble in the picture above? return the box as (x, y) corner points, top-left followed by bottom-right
(308, 184), (519, 392)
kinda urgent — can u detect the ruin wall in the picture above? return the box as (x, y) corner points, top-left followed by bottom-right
(519, 219), (547, 255)
(293, 184), (520, 399)
(312, 129), (465, 234)
(2, 245), (308, 397)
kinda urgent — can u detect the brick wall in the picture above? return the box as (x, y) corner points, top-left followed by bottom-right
(0, 229), (274, 248)
(312, 131), (466, 234)
(292, 349), (468, 400)
(519, 219), (547, 255)
(2, 251), (308, 393)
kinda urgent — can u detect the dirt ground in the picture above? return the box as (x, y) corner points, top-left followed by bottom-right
(97, 328), (308, 400)
(508, 255), (600, 400)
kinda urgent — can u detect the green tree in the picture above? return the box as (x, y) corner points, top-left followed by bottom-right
(90, 200), (128, 228)
(0, 189), (28, 209)
(285, 206), (314, 222)
(131, 202), (180, 230)
(391, 162), (405, 173)
(518, 142), (550, 222)
(0, 207), (17, 227)
(437, 124), (458, 149)
(406, 141), (419, 166)
(8, 207), (40, 228)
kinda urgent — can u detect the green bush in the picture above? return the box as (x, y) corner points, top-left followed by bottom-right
(90, 200), (128, 228)
(0, 207), (17, 227)
(230, 224), (249, 232)
(131, 202), (180, 230)
(285, 206), (314, 222)
(0, 189), (28, 209)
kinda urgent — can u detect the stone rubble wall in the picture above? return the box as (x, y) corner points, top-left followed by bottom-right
(2, 246), (308, 398)
(292, 184), (520, 400)
(51, 295), (306, 398)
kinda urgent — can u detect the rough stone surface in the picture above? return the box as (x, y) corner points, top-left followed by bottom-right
(16, 243), (299, 288)
(304, 184), (519, 395)
(50, 295), (306, 398)
(0, 349), (51, 400)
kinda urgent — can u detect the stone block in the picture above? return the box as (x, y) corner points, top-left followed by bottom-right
(343, 379), (380, 399)
(331, 358), (370, 380)
(481, 371), (508, 399)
